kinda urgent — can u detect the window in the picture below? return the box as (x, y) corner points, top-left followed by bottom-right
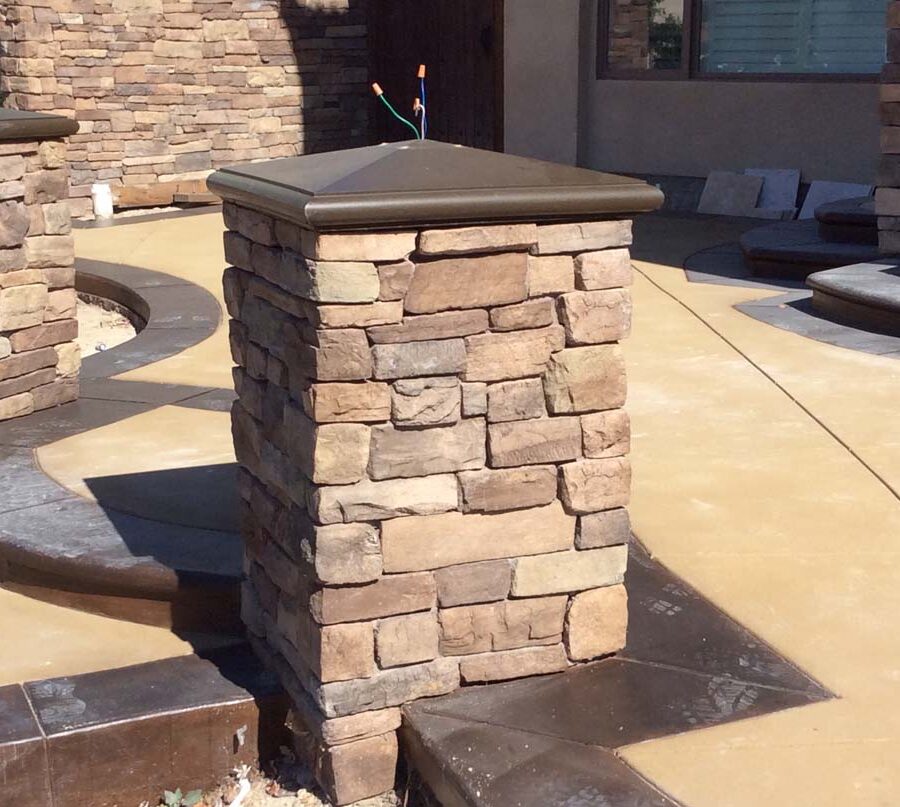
(599, 0), (887, 78)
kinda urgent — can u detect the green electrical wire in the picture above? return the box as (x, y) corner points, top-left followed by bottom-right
(378, 94), (421, 139)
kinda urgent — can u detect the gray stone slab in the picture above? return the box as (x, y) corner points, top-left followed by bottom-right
(745, 168), (800, 212)
(0, 447), (76, 514)
(799, 181), (873, 220)
(697, 171), (763, 216)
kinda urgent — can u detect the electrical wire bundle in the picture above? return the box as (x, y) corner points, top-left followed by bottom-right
(372, 64), (428, 140)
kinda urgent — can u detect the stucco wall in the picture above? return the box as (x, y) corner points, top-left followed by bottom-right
(504, 0), (580, 164)
(579, 79), (880, 183)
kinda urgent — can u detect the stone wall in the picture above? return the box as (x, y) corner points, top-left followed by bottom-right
(606, 0), (651, 70)
(0, 135), (79, 421)
(0, 0), (369, 216)
(879, 1), (900, 251)
(223, 205), (634, 804)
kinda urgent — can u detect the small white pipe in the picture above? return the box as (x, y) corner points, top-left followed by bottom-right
(91, 182), (114, 220)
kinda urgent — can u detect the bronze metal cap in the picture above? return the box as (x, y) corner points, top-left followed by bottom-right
(208, 139), (664, 232)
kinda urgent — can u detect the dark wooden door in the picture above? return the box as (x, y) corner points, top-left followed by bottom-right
(369, 0), (504, 150)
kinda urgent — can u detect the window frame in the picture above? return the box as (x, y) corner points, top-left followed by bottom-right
(596, 0), (882, 82)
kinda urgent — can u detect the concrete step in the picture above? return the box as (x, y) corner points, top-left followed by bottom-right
(807, 262), (900, 336)
(815, 196), (877, 245)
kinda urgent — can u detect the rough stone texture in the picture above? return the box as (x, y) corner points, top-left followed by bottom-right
(459, 466), (558, 513)
(511, 546), (629, 597)
(559, 457), (631, 513)
(535, 220), (633, 255)
(575, 249), (633, 290)
(391, 377), (460, 428)
(0, 2), (370, 216)
(418, 224), (538, 255)
(565, 584), (628, 661)
(459, 644), (569, 683)
(543, 346), (627, 415)
(226, 212), (636, 805)
(376, 611), (440, 668)
(368, 418), (485, 480)
(558, 289), (632, 345)
(487, 378), (546, 423)
(318, 732), (398, 806)
(0, 134), (78, 421)
(439, 596), (567, 655)
(381, 502), (575, 572)
(435, 560), (512, 607)
(404, 253), (528, 313)
(882, 16), (900, 252)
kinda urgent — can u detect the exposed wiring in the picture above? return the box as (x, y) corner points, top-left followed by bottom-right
(372, 82), (421, 139)
(413, 98), (426, 140)
(418, 64), (428, 138)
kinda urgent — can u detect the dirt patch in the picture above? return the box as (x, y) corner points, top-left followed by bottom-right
(76, 297), (137, 357)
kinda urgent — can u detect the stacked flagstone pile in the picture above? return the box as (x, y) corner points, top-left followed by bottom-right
(223, 204), (634, 804)
(880, 2), (900, 251)
(0, 0), (368, 216)
(0, 126), (79, 421)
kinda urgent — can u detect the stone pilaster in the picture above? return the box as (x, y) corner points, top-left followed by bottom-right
(223, 206), (634, 804)
(878, 1), (900, 252)
(0, 115), (79, 421)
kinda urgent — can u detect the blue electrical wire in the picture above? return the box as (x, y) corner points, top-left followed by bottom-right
(420, 76), (427, 138)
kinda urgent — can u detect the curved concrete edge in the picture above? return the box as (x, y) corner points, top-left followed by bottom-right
(0, 109), (78, 141)
(808, 262), (900, 337)
(0, 256), (240, 628)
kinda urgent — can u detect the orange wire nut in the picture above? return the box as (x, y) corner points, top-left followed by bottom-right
(417, 64), (426, 79)
(371, 82), (384, 97)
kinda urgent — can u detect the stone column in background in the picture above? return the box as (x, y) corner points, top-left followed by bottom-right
(879, 1), (900, 252)
(212, 142), (662, 805)
(0, 111), (80, 422)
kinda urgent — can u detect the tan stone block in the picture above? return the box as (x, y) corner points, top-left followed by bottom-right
(377, 259), (414, 301)
(0, 156), (25, 183)
(24, 171), (67, 206)
(45, 288), (77, 321)
(487, 416), (581, 467)
(0, 200), (29, 248)
(311, 474), (459, 525)
(302, 230), (416, 263)
(559, 457), (630, 513)
(461, 382), (487, 417)
(527, 255), (575, 296)
(312, 708), (402, 747)
(54, 341), (80, 378)
(0, 338), (10, 360)
(0, 283), (47, 330)
(38, 141), (66, 169)
(381, 501), (574, 572)
(24, 235), (74, 268)
(581, 410), (630, 459)
(0, 346), (56, 381)
(9, 318), (77, 351)
(577, 508), (630, 549)
(534, 220), (632, 255)
(302, 382), (391, 423)
(0, 367), (54, 399)
(284, 406), (369, 485)
(439, 596), (566, 656)
(464, 325), (565, 383)
(0, 270), (42, 289)
(377, 611), (439, 667)
(434, 560), (511, 607)
(0, 392), (33, 421)
(0, 181), (25, 202)
(311, 572), (436, 625)
(459, 644), (568, 683)
(0, 248), (26, 273)
(318, 731), (398, 806)
(367, 309), (488, 344)
(511, 545), (628, 596)
(404, 253), (528, 314)
(543, 345), (626, 415)
(372, 338), (465, 380)
(316, 657), (459, 718)
(490, 297), (555, 332)
(311, 301), (403, 329)
(293, 329), (373, 382)
(368, 418), (484, 479)
(319, 621), (376, 683)
(558, 289), (631, 345)
(458, 466), (558, 514)
(30, 377), (77, 410)
(153, 39), (203, 59)
(391, 376), (460, 427)
(418, 224), (538, 255)
(487, 378), (545, 423)
(575, 248), (633, 290)
(312, 523), (382, 584)
(565, 584), (628, 661)
(302, 260), (380, 304)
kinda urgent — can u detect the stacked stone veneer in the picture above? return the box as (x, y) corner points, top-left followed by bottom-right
(879, 1), (900, 251)
(0, 136), (79, 421)
(0, 0), (368, 217)
(607, 0), (651, 70)
(223, 206), (634, 804)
